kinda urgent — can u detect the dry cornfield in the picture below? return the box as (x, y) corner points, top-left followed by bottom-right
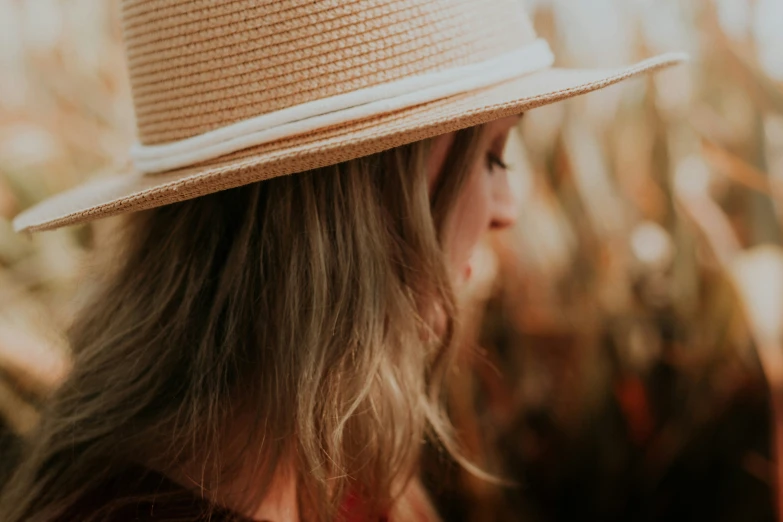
(1, 0), (783, 521)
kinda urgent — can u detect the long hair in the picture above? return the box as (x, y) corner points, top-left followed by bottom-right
(0, 126), (485, 521)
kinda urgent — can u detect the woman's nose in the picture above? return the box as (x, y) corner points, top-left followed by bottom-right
(490, 170), (520, 229)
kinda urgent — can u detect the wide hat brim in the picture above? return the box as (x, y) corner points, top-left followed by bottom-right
(14, 53), (686, 233)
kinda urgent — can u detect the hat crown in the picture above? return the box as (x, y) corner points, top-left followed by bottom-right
(121, 0), (537, 146)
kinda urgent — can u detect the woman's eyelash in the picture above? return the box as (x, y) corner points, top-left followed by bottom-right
(487, 153), (509, 171)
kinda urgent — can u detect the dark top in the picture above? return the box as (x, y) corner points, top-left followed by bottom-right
(55, 467), (385, 522)
(57, 466), (251, 521)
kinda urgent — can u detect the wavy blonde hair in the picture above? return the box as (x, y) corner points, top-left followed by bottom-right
(0, 125), (485, 521)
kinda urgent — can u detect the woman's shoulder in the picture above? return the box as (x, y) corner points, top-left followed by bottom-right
(56, 465), (436, 522)
(57, 465), (250, 522)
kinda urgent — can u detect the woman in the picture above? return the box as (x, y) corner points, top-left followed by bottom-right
(2, 1), (685, 520)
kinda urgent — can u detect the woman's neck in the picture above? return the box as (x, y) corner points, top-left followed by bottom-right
(164, 455), (299, 522)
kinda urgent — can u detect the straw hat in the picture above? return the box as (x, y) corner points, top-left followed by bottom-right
(14, 0), (686, 233)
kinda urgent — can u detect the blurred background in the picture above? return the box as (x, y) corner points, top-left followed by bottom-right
(1, 0), (783, 521)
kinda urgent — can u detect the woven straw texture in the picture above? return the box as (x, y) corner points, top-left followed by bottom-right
(13, 0), (688, 232)
(122, 0), (536, 145)
(15, 52), (686, 233)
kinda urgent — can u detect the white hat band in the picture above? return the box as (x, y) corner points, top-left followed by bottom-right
(131, 39), (555, 174)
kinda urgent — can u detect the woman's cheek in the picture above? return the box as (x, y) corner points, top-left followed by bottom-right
(448, 178), (493, 285)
